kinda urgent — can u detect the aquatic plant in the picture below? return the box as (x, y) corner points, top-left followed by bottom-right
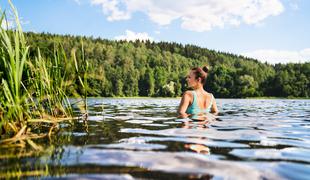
(0, 0), (84, 148)
(0, 1), (30, 135)
(28, 47), (72, 118)
(72, 41), (90, 119)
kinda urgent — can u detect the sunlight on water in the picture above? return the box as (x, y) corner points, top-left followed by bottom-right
(1, 98), (310, 179)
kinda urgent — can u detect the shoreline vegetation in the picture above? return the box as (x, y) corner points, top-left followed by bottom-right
(0, 1), (88, 149)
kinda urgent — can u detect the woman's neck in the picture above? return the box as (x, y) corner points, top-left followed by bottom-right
(193, 84), (204, 92)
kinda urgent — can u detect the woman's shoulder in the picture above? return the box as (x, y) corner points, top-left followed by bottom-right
(204, 91), (214, 98)
(183, 90), (193, 97)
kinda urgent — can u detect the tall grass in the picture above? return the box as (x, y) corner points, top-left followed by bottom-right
(72, 41), (89, 118)
(28, 47), (72, 118)
(0, 1), (83, 146)
(0, 1), (30, 134)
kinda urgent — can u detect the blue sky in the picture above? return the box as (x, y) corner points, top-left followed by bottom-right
(1, 0), (309, 64)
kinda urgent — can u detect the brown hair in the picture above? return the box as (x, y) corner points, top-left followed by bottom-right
(191, 65), (209, 84)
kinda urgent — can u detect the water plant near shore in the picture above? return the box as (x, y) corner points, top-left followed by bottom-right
(0, 1), (31, 136)
(0, 1), (87, 148)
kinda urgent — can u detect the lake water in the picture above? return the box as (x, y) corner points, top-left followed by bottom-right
(1, 98), (310, 179)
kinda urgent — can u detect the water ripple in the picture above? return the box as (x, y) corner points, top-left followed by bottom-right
(2, 98), (309, 179)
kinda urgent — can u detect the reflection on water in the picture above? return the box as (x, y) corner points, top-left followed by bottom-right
(1, 98), (310, 179)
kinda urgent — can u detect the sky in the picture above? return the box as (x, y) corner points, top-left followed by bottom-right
(0, 0), (309, 64)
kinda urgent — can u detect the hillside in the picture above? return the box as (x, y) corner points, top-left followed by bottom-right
(24, 32), (310, 98)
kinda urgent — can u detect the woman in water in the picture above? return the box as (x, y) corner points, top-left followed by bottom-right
(178, 66), (219, 118)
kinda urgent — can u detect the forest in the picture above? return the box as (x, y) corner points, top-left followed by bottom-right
(20, 32), (310, 98)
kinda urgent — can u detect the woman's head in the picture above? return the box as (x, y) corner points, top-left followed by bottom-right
(186, 65), (209, 88)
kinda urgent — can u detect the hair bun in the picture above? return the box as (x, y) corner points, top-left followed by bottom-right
(202, 66), (209, 73)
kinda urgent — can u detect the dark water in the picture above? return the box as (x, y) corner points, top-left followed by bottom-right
(1, 98), (310, 179)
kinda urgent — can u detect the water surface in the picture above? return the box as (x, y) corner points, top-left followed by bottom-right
(1, 98), (310, 179)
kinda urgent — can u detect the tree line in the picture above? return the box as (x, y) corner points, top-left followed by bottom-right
(23, 32), (309, 98)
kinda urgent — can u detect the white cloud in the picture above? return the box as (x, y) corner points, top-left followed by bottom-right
(241, 48), (310, 64)
(115, 30), (154, 41)
(74, 0), (82, 5)
(91, 0), (131, 21)
(90, 0), (285, 32)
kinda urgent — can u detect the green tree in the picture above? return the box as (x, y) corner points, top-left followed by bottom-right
(236, 75), (258, 97)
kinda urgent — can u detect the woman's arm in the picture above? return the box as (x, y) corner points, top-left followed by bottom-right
(210, 97), (219, 115)
(177, 91), (191, 118)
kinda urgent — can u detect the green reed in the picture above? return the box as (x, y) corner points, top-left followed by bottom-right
(0, 1), (85, 145)
(28, 47), (72, 118)
(72, 41), (89, 118)
(0, 1), (30, 134)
